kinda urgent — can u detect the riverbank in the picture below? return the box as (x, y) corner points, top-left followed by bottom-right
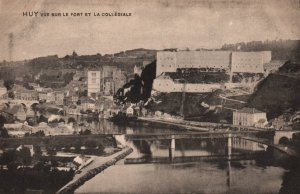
(56, 146), (133, 194)
(138, 117), (226, 131)
(138, 117), (270, 132)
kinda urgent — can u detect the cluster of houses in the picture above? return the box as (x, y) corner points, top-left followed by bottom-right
(232, 107), (300, 130)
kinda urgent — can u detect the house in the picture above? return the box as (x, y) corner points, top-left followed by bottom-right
(73, 155), (88, 166)
(47, 92), (55, 103)
(32, 122), (54, 136)
(126, 106), (134, 116)
(0, 80), (7, 97)
(54, 90), (65, 105)
(95, 97), (113, 112)
(80, 97), (95, 111)
(56, 123), (74, 135)
(38, 92), (48, 102)
(16, 145), (34, 156)
(66, 104), (80, 115)
(15, 89), (39, 101)
(65, 90), (79, 103)
(37, 88), (54, 102)
(32, 122), (74, 136)
(28, 83), (43, 91)
(233, 107), (268, 128)
(103, 77), (114, 96)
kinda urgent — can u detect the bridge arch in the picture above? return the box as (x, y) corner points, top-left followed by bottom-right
(20, 103), (28, 111)
(278, 136), (290, 145)
(273, 131), (300, 145)
(30, 103), (39, 111)
(0, 102), (10, 109)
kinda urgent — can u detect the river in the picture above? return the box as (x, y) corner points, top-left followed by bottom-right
(73, 119), (299, 194)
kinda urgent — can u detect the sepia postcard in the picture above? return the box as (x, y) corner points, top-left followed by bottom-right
(0, 0), (300, 193)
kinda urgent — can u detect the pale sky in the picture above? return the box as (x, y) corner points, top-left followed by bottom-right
(0, 0), (300, 61)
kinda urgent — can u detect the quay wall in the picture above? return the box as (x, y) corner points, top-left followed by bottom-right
(138, 117), (270, 132)
(57, 147), (133, 194)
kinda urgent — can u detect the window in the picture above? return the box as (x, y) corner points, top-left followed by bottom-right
(92, 72), (96, 77)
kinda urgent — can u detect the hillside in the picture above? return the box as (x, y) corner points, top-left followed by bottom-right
(147, 89), (246, 122)
(221, 39), (300, 62)
(248, 62), (300, 119)
(0, 48), (157, 78)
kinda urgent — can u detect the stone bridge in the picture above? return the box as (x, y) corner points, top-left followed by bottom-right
(0, 99), (39, 109)
(273, 130), (300, 145)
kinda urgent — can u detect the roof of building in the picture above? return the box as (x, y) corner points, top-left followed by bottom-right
(236, 107), (265, 114)
(80, 96), (95, 104)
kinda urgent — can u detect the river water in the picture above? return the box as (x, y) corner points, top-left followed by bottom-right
(74, 119), (300, 194)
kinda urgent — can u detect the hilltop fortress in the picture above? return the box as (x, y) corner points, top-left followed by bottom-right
(153, 50), (280, 93)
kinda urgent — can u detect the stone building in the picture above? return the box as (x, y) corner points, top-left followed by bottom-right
(156, 50), (272, 76)
(87, 70), (101, 97)
(231, 51), (271, 73)
(232, 107), (267, 128)
(153, 73), (221, 93)
(154, 50), (272, 93)
(263, 60), (285, 74)
(87, 66), (126, 97)
(53, 90), (65, 106)
(156, 51), (231, 76)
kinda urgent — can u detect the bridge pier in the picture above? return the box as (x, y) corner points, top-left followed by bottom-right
(169, 136), (176, 160)
(227, 134), (232, 160)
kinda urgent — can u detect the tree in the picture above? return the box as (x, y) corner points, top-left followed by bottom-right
(0, 115), (8, 138)
(72, 51), (78, 57)
(80, 129), (91, 135)
(84, 140), (97, 149)
(68, 117), (76, 124)
(3, 79), (14, 91)
(46, 147), (57, 156)
(58, 118), (65, 123)
(7, 91), (15, 99)
(23, 82), (34, 90)
(0, 150), (16, 165)
(63, 72), (75, 84)
(38, 115), (48, 123)
(31, 103), (40, 116)
(0, 128), (9, 138)
(33, 145), (42, 158)
(78, 90), (87, 98)
(0, 115), (6, 128)
(16, 146), (32, 165)
(32, 130), (45, 137)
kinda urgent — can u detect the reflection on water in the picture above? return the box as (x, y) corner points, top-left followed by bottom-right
(68, 117), (185, 134)
(75, 128), (300, 194)
(76, 162), (285, 194)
